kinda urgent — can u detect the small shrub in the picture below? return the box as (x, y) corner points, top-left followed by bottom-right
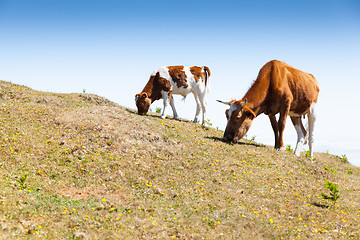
(321, 179), (340, 207)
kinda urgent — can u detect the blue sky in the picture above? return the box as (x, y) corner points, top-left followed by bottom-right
(1, 0), (360, 165)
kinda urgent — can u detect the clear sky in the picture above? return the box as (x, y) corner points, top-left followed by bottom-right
(1, 0), (360, 165)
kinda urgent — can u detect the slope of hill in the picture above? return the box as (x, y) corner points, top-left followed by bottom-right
(0, 80), (359, 239)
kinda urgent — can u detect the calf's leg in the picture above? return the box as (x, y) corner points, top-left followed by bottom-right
(198, 92), (207, 125)
(161, 91), (170, 119)
(169, 95), (178, 120)
(192, 94), (202, 123)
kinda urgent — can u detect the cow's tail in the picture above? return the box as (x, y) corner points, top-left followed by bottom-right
(203, 66), (211, 93)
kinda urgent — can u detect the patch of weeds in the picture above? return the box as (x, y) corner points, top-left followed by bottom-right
(155, 107), (161, 114)
(324, 166), (337, 175)
(123, 208), (132, 213)
(204, 119), (212, 127)
(202, 119), (213, 130)
(305, 150), (316, 160)
(347, 169), (353, 174)
(285, 145), (293, 153)
(338, 154), (348, 163)
(18, 172), (28, 189)
(321, 179), (340, 207)
(246, 135), (256, 144)
(207, 219), (215, 228)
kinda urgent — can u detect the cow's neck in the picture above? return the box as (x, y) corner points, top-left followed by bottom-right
(242, 77), (270, 116)
(141, 75), (162, 103)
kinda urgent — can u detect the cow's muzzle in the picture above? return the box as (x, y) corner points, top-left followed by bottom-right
(223, 133), (237, 143)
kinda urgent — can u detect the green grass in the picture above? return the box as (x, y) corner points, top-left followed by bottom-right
(0, 80), (360, 239)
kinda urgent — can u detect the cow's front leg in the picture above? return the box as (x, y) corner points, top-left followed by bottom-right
(169, 95), (178, 120)
(269, 115), (280, 149)
(161, 91), (170, 119)
(277, 100), (291, 150)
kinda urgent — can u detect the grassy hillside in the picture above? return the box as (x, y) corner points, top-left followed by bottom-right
(0, 80), (359, 239)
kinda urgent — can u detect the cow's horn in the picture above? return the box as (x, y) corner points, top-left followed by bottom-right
(216, 100), (230, 105)
(240, 98), (248, 106)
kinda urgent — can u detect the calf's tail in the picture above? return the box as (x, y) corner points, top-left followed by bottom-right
(203, 66), (211, 93)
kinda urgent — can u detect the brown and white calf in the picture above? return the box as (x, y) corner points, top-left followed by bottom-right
(135, 66), (211, 124)
(217, 60), (320, 157)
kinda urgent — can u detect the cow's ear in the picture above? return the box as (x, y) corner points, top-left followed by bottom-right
(245, 108), (255, 120)
(142, 93), (148, 98)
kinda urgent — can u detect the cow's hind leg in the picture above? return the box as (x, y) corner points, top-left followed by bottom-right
(290, 116), (307, 157)
(307, 103), (317, 158)
(192, 93), (202, 123)
(198, 92), (207, 125)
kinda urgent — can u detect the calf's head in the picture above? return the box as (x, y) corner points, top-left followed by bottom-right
(217, 99), (256, 143)
(135, 92), (151, 115)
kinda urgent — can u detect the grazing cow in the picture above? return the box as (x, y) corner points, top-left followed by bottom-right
(135, 65), (211, 125)
(217, 60), (320, 157)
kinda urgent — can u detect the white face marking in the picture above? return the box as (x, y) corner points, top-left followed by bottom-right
(227, 104), (237, 123)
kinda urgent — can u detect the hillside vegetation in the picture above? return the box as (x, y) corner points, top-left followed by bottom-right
(0, 80), (359, 239)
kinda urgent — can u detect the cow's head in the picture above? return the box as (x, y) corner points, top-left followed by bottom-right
(217, 98), (256, 143)
(135, 92), (151, 115)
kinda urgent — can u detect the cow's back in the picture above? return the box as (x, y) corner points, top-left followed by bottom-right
(155, 66), (207, 97)
(272, 60), (319, 115)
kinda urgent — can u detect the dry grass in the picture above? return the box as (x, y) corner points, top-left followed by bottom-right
(0, 80), (359, 239)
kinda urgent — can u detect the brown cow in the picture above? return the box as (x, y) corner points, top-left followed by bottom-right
(217, 60), (320, 157)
